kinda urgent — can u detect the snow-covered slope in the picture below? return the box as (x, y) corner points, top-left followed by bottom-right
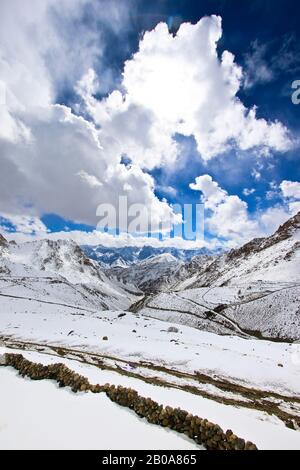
(1, 217), (300, 447)
(0, 237), (140, 311)
(181, 212), (300, 289)
(106, 253), (184, 293)
(1, 367), (198, 450)
(136, 213), (300, 340)
(139, 282), (300, 341)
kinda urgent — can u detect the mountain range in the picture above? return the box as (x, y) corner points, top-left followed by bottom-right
(0, 212), (299, 341)
(81, 244), (218, 267)
(0, 238), (140, 312)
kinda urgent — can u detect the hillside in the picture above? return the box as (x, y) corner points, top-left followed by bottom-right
(0, 214), (300, 448)
(136, 213), (300, 341)
(0, 237), (140, 311)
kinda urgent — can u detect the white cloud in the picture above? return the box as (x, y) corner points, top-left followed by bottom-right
(190, 175), (300, 247)
(0, 104), (176, 229)
(0, 8), (296, 242)
(258, 206), (293, 235)
(79, 16), (293, 167)
(243, 40), (274, 89)
(1, 228), (222, 251)
(289, 201), (300, 215)
(190, 175), (258, 244)
(0, 1), (177, 230)
(77, 170), (103, 188)
(190, 175), (228, 210)
(243, 188), (255, 196)
(280, 180), (300, 199)
(256, 180), (300, 234)
(251, 169), (262, 181)
(156, 185), (178, 197)
(280, 180), (300, 215)
(0, 213), (48, 235)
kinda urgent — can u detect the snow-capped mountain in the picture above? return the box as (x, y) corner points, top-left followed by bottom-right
(0, 237), (140, 311)
(0, 212), (299, 340)
(81, 244), (216, 267)
(137, 212), (300, 341)
(0, 234), (8, 249)
(85, 212), (300, 304)
(178, 211), (300, 289)
(1, 218), (300, 448)
(107, 252), (184, 293)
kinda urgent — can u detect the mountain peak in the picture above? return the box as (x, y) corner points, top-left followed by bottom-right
(0, 233), (8, 248)
(276, 211), (300, 237)
(228, 211), (300, 261)
(139, 253), (179, 266)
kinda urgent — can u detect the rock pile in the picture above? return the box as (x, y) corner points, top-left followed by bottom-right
(4, 353), (257, 451)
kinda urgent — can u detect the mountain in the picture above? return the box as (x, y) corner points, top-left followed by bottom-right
(81, 244), (217, 267)
(0, 233), (8, 249)
(107, 252), (184, 293)
(179, 211), (300, 289)
(82, 244), (218, 294)
(0, 238), (140, 311)
(2, 224), (300, 446)
(1, 213), (299, 340)
(137, 212), (300, 341)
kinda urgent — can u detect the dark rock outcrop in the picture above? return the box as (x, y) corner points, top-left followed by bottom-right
(0, 233), (8, 249)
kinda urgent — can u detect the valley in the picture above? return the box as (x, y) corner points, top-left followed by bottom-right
(1, 212), (300, 449)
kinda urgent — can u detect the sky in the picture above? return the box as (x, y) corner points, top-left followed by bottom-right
(0, 0), (299, 249)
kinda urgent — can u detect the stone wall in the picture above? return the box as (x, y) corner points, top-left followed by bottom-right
(3, 353), (257, 450)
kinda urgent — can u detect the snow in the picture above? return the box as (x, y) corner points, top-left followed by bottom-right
(1, 351), (300, 450)
(141, 283), (300, 340)
(0, 217), (300, 450)
(183, 230), (300, 289)
(138, 253), (179, 265)
(0, 367), (199, 450)
(0, 239), (140, 311)
(0, 301), (299, 397)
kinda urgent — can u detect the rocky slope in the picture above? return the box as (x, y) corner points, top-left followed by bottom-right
(106, 253), (184, 293)
(0, 234), (8, 249)
(136, 213), (300, 341)
(0, 236), (140, 311)
(178, 211), (300, 290)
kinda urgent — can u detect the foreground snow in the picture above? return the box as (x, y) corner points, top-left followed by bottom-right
(0, 367), (199, 450)
(1, 351), (300, 450)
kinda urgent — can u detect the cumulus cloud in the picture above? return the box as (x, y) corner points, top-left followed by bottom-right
(190, 175), (259, 244)
(0, 8), (296, 242)
(79, 16), (293, 167)
(280, 180), (300, 199)
(190, 175), (300, 246)
(0, 104), (176, 228)
(0, 0), (177, 230)
(280, 180), (300, 215)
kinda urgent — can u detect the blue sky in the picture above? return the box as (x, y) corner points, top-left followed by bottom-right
(0, 0), (299, 248)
